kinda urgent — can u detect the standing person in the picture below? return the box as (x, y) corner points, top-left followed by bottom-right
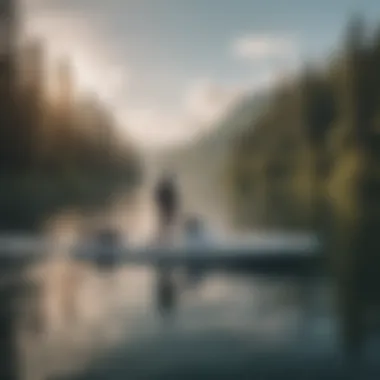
(154, 172), (180, 244)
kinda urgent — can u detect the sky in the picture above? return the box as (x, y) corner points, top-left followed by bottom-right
(22, 0), (380, 150)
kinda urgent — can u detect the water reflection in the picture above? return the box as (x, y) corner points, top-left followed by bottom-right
(156, 266), (177, 319)
(0, 186), (370, 380)
(7, 248), (337, 380)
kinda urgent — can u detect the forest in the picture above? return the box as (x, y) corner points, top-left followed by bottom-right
(0, 36), (142, 231)
(228, 16), (380, 351)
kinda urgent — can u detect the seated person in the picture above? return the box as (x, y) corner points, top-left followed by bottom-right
(183, 216), (212, 247)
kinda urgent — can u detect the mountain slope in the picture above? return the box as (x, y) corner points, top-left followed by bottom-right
(152, 91), (270, 229)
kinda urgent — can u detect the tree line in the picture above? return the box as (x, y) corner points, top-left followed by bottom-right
(0, 37), (142, 230)
(228, 16), (380, 354)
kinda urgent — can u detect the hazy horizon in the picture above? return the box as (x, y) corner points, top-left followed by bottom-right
(22, 0), (380, 150)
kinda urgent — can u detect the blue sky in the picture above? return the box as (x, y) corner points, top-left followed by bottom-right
(24, 0), (380, 149)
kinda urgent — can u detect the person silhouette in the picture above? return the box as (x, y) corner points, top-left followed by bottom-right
(154, 172), (179, 243)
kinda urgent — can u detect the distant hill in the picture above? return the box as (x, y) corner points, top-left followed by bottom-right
(152, 90), (270, 230)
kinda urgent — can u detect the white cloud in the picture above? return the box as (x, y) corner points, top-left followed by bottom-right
(116, 79), (246, 151)
(184, 79), (243, 127)
(231, 33), (302, 95)
(232, 34), (297, 62)
(117, 108), (189, 149)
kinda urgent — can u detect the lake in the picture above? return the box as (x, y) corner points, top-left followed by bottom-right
(2, 179), (379, 380)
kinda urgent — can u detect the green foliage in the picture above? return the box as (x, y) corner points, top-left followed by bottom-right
(228, 15), (380, 231)
(0, 39), (142, 231)
(227, 15), (380, 348)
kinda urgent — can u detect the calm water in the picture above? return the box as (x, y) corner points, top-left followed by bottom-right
(2, 182), (369, 380)
(17, 262), (338, 380)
